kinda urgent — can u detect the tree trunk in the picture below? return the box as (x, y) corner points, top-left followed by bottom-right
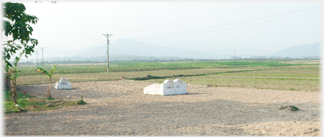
(10, 79), (17, 104)
(5, 74), (11, 89)
(47, 77), (52, 98)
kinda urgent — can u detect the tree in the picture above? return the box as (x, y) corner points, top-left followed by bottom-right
(36, 65), (57, 98)
(4, 52), (23, 104)
(2, 2), (39, 104)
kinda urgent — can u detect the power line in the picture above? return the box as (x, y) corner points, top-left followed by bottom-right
(143, 11), (320, 39)
(130, 3), (281, 35)
(114, 3), (258, 34)
(144, 5), (320, 38)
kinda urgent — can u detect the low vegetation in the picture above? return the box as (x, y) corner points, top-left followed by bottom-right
(4, 60), (319, 114)
(16, 61), (310, 76)
(35, 65), (57, 98)
(279, 105), (300, 111)
(4, 88), (83, 113)
(15, 60), (320, 92)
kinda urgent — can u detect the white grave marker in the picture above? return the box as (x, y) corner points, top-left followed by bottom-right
(54, 78), (72, 90)
(144, 79), (187, 96)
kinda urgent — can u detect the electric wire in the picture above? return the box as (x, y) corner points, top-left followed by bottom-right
(114, 3), (258, 34)
(144, 6), (320, 37)
(116, 3), (281, 35)
(138, 11), (320, 39)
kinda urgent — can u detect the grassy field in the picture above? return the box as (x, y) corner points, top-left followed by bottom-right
(17, 61), (308, 76)
(15, 60), (320, 92)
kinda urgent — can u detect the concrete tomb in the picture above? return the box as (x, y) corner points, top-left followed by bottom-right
(144, 79), (187, 96)
(54, 78), (72, 90)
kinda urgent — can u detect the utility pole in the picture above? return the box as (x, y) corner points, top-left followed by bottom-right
(103, 34), (113, 73)
(234, 50), (236, 62)
(40, 47), (44, 67)
(36, 50), (38, 67)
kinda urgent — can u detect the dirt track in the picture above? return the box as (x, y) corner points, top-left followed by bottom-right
(5, 80), (320, 136)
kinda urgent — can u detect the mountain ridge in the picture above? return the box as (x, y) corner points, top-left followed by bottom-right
(269, 42), (320, 58)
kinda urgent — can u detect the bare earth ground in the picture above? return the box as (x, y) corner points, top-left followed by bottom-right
(5, 80), (320, 136)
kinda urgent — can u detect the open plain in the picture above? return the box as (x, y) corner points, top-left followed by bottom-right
(5, 80), (320, 136)
(4, 61), (321, 136)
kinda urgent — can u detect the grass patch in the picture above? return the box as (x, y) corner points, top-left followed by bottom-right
(77, 100), (87, 105)
(16, 61), (307, 76)
(4, 89), (84, 113)
(46, 97), (55, 100)
(279, 105), (300, 111)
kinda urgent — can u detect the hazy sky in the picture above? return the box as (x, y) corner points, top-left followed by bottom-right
(4, 1), (322, 57)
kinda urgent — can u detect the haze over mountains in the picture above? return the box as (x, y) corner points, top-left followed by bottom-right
(73, 39), (321, 59)
(269, 42), (320, 58)
(20, 39), (320, 62)
(74, 39), (218, 59)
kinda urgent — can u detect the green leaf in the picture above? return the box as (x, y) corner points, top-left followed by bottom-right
(36, 67), (51, 77)
(15, 71), (19, 79)
(3, 2), (39, 63)
(290, 106), (299, 111)
(11, 74), (15, 80)
(4, 75), (11, 80)
(14, 56), (21, 67)
(4, 60), (13, 73)
(50, 65), (57, 75)
(4, 64), (9, 73)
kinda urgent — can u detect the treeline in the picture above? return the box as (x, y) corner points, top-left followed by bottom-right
(231, 56), (320, 60)
(17, 56), (320, 65)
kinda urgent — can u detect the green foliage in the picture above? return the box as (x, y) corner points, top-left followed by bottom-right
(35, 65), (57, 98)
(3, 2), (39, 104)
(4, 88), (35, 101)
(16, 61), (307, 76)
(50, 65), (57, 75)
(46, 97), (55, 100)
(279, 105), (299, 111)
(36, 65), (57, 78)
(279, 106), (287, 110)
(77, 100), (87, 105)
(4, 89), (35, 113)
(36, 67), (51, 77)
(4, 52), (23, 79)
(2, 2), (39, 60)
(290, 106), (299, 111)
(4, 52), (24, 103)
(4, 89), (80, 113)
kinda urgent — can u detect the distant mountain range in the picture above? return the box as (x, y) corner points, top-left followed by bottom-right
(74, 39), (320, 59)
(20, 39), (320, 62)
(269, 42), (320, 58)
(73, 39), (220, 59)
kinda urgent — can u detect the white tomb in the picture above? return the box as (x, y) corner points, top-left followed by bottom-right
(54, 78), (72, 90)
(144, 79), (187, 96)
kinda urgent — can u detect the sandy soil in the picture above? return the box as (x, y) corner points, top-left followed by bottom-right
(5, 80), (320, 136)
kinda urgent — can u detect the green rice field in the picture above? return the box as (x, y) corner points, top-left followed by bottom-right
(16, 60), (320, 92)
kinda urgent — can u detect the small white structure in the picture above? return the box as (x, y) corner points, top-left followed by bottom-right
(144, 79), (187, 96)
(54, 78), (72, 90)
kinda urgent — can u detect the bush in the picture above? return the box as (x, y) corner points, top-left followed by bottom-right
(77, 100), (87, 105)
